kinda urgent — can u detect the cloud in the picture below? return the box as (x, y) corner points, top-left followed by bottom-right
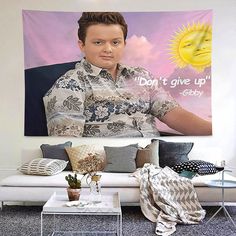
(122, 35), (159, 69)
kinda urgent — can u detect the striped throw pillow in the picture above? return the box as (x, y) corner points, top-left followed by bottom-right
(19, 158), (68, 176)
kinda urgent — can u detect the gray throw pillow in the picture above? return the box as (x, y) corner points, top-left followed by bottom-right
(152, 139), (193, 168)
(104, 144), (138, 173)
(40, 141), (72, 171)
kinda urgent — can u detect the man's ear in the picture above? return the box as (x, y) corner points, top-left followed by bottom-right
(78, 40), (84, 51)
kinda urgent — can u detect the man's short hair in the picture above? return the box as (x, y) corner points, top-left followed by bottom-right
(78, 12), (128, 43)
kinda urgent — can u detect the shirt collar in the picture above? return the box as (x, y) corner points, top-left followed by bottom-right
(77, 58), (130, 77)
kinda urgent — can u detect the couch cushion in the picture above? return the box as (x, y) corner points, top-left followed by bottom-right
(0, 171), (139, 188)
(2, 171), (236, 188)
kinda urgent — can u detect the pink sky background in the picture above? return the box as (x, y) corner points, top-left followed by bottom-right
(23, 10), (212, 133)
(23, 10), (212, 75)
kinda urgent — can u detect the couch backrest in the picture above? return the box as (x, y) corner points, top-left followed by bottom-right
(21, 149), (42, 165)
(188, 146), (222, 165)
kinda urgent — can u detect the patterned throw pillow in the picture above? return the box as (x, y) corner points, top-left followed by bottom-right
(65, 145), (104, 172)
(172, 160), (222, 175)
(40, 141), (72, 171)
(19, 158), (68, 176)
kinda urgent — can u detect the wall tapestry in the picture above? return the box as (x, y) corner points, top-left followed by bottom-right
(23, 10), (212, 137)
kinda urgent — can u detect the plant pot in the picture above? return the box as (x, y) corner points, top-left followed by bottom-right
(67, 187), (81, 201)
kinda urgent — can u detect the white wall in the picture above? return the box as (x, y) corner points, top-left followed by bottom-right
(0, 0), (236, 175)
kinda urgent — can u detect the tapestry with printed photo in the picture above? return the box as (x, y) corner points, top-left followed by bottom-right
(23, 10), (212, 137)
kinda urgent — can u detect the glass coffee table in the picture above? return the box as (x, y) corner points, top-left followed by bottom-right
(41, 191), (122, 236)
(205, 170), (236, 228)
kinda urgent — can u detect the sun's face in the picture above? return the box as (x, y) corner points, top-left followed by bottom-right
(169, 22), (212, 72)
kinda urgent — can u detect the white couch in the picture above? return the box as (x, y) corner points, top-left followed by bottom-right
(1, 145), (236, 208)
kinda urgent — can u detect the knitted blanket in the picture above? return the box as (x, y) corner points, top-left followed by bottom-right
(136, 164), (205, 236)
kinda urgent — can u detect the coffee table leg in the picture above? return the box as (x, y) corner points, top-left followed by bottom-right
(40, 212), (43, 236)
(117, 213), (122, 236)
(0, 201), (3, 211)
(116, 214), (118, 235)
(53, 214), (56, 233)
(120, 213), (122, 236)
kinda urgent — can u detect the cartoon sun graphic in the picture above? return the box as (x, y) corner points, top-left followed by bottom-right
(168, 22), (212, 72)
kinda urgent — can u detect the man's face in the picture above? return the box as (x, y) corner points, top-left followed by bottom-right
(78, 24), (126, 73)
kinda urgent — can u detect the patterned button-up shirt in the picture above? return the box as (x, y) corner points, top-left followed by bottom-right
(43, 58), (179, 137)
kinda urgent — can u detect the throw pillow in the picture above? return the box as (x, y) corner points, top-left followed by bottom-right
(136, 148), (151, 168)
(153, 139), (193, 168)
(146, 139), (159, 166)
(65, 145), (104, 172)
(172, 160), (222, 175)
(19, 158), (68, 176)
(104, 144), (138, 173)
(40, 141), (72, 171)
(179, 170), (197, 179)
(136, 140), (159, 168)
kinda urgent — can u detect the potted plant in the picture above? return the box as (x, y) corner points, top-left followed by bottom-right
(65, 173), (81, 201)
